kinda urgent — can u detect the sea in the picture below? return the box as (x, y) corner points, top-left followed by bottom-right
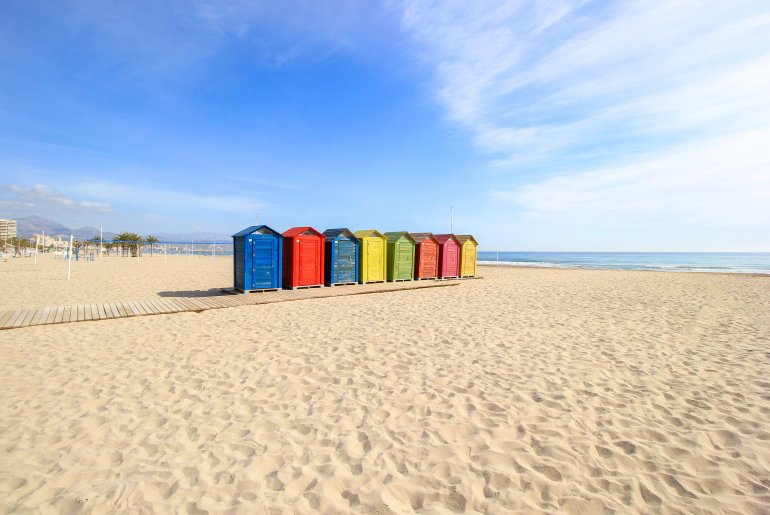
(477, 252), (770, 275)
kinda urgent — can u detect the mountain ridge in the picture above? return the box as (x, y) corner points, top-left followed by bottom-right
(13, 216), (229, 242)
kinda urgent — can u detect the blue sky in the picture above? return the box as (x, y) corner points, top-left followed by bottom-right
(1, 1), (769, 250)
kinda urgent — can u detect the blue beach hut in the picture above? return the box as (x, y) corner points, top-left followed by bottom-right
(232, 225), (283, 292)
(323, 228), (360, 286)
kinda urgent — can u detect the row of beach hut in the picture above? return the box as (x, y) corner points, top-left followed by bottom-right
(233, 225), (478, 292)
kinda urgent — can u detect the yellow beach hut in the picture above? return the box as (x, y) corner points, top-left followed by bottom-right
(353, 230), (387, 283)
(455, 235), (478, 278)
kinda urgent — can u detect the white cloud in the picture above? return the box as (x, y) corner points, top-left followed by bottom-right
(491, 128), (770, 227)
(2, 184), (112, 213)
(401, 0), (770, 244)
(70, 181), (263, 215)
(401, 1), (770, 164)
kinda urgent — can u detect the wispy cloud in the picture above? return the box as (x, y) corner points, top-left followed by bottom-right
(402, 1), (770, 166)
(70, 181), (263, 215)
(491, 128), (770, 227)
(401, 0), (770, 241)
(1, 184), (112, 213)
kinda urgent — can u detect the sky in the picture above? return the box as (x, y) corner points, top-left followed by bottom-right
(1, 0), (769, 250)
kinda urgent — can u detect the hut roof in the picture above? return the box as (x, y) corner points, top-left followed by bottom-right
(353, 229), (386, 240)
(434, 234), (460, 244)
(455, 235), (478, 245)
(409, 232), (439, 244)
(384, 231), (415, 243)
(232, 225), (281, 238)
(322, 228), (356, 240)
(283, 226), (323, 238)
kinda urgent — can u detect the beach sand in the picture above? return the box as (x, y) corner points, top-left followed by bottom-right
(1, 261), (769, 513)
(0, 254), (231, 311)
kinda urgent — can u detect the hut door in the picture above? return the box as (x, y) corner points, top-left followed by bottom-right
(367, 239), (384, 281)
(463, 245), (476, 276)
(335, 240), (356, 283)
(396, 242), (412, 279)
(423, 242), (437, 276)
(251, 238), (276, 289)
(298, 237), (320, 285)
(446, 244), (458, 276)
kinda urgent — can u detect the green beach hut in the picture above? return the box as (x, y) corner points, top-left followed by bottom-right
(384, 232), (416, 282)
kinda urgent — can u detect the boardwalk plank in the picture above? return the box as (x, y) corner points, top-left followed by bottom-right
(154, 299), (177, 312)
(140, 300), (159, 314)
(4, 310), (25, 329)
(33, 307), (52, 326)
(147, 300), (169, 314)
(190, 297), (216, 309)
(162, 299), (184, 312)
(172, 298), (197, 311)
(0, 310), (15, 326)
(10, 310), (30, 328)
(207, 297), (230, 308)
(120, 302), (136, 317)
(30, 308), (46, 326)
(0, 280), (461, 330)
(111, 302), (124, 317)
(148, 300), (168, 313)
(172, 298), (195, 310)
(192, 297), (214, 309)
(8, 309), (26, 328)
(165, 299), (188, 312)
(166, 299), (186, 312)
(19, 309), (37, 327)
(186, 298), (209, 310)
(128, 300), (147, 316)
(129, 300), (145, 314)
(45, 306), (57, 324)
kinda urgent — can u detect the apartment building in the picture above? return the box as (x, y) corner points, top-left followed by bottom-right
(0, 219), (17, 241)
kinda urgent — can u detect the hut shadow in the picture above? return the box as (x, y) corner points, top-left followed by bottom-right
(158, 288), (231, 298)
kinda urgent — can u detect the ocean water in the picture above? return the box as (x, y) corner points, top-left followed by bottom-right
(477, 252), (770, 274)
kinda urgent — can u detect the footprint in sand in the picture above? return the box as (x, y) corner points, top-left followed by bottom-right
(614, 440), (637, 455)
(440, 491), (467, 513)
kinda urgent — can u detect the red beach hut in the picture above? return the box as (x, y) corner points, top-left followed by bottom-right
(410, 232), (439, 280)
(434, 234), (461, 279)
(282, 227), (325, 289)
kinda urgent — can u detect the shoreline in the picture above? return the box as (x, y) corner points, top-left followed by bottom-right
(478, 262), (770, 277)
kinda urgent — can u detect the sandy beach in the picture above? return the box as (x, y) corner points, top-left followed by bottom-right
(0, 254), (232, 312)
(1, 258), (769, 513)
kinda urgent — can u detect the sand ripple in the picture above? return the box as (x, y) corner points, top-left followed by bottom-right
(1, 267), (769, 513)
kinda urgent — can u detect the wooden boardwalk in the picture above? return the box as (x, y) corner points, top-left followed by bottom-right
(0, 280), (460, 331)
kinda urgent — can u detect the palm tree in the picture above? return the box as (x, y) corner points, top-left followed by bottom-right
(146, 235), (159, 256)
(114, 232), (144, 257)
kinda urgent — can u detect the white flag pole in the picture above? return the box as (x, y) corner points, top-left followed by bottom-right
(67, 235), (74, 280)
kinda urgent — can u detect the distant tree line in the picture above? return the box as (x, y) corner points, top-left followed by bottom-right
(4, 232), (160, 257)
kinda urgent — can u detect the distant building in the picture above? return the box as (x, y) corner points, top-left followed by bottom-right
(0, 219), (17, 241)
(32, 233), (64, 249)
